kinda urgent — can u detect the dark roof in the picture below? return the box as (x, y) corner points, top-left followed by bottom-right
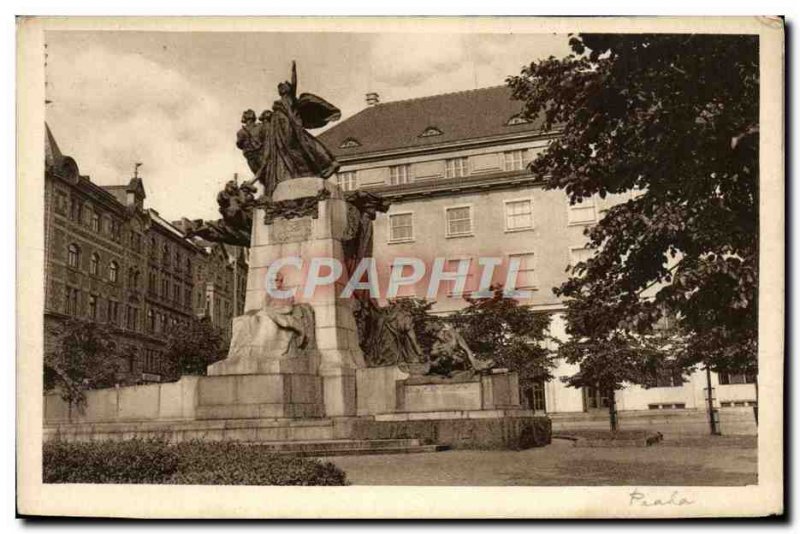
(318, 85), (544, 158)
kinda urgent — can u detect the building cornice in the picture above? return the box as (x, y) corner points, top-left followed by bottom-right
(335, 129), (561, 165)
(364, 170), (546, 201)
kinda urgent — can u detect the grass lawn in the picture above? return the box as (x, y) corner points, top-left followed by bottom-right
(327, 435), (757, 486)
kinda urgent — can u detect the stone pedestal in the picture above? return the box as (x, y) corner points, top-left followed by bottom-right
(396, 371), (520, 413)
(222, 177), (364, 417)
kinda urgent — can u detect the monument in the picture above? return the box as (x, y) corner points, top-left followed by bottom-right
(44, 62), (550, 451)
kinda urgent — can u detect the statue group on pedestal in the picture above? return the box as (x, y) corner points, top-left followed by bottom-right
(194, 60), (492, 378)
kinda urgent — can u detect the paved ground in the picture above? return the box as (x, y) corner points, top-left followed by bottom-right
(328, 436), (757, 486)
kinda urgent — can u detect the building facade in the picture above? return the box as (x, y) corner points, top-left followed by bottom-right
(318, 86), (758, 416)
(44, 124), (247, 384)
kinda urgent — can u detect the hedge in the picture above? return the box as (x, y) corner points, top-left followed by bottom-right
(43, 439), (348, 486)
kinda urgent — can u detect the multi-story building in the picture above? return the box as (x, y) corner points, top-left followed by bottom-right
(318, 86), (758, 419)
(44, 124), (247, 384)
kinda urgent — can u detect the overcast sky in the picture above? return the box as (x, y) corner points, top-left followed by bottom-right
(45, 31), (571, 221)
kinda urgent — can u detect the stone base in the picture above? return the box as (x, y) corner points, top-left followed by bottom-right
(207, 355), (316, 376)
(342, 411), (551, 450)
(395, 371), (520, 413)
(196, 373), (324, 420)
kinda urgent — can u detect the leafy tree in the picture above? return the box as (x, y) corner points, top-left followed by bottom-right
(451, 287), (554, 382)
(44, 318), (122, 412)
(162, 317), (226, 381)
(507, 34), (759, 416)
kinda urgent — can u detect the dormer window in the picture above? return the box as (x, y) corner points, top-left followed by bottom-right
(420, 126), (443, 138)
(339, 137), (361, 149)
(506, 114), (530, 126)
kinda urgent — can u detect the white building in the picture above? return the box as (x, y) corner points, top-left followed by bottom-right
(318, 87), (757, 421)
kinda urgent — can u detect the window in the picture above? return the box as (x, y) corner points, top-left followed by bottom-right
(337, 171), (358, 191)
(162, 278), (170, 299)
(339, 137), (361, 148)
(648, 367), (684, 388)
(445, 158), (468, 179)
(65, 286), (79, 315)
(148, 271), (157, 294)
(173, 283), (181, 303)
(110, 219), (121, 242)
(186, 258), (192, 277)
(147, 309), (155, 332)
(108, 261), (119, 283)
(150, 238), (157, 258)
(443, 258), (475, 297)
(505, 199), (533, 231)
(55, 191), (68, 215)
(388, 213), (413, 243)
(131, 232), (142, 253)
(91, 212), (100, 232)
(67, 243), (81, 269)
(506, 114), (529, 126)
(720, 401), (757, 408)
(569, 247), (594, 267)
(389, 165), (411, 186)
(175, 251), (182, 271)
(70, 197), (82, 222)
(89, 252), (100, 275)
(503, 150), (526, 172)
(718, 372), (757, 385)
(163, 244), (170, 266)
(522, 379), (547, 412)
(508, 252), (537, 289)
(568, 197), (597, 225)
(648, 403), (687, 410)
(445, 206), (473, 237)
(420, 126), (443, 137)
(88, 294), (97, 319)
(108, 300), (119, 325)
(126, 306), (138, 331)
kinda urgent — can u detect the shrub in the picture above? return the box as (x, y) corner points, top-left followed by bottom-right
(42, 439), (348, 486)
(43, 438), (178, 483)
(169, 441), (348, 486)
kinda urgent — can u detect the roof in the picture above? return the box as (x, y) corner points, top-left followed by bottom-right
(318, 85), (544, 158)
(45, 123), (63, 169)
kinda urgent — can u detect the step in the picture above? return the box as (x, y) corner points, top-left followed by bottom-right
(275, 444), (448, 458)
(244, 438), (422, 453)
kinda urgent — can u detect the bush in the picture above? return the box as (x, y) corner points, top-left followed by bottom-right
(169, 441), (347, 486)
(43, 438), (178, 483)
(42, 439), (348, 486)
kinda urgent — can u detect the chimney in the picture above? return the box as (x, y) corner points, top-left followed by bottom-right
(365, 92), (380, 106)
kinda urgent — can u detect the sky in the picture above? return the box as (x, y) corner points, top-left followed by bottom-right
(45, 31), (571, 221)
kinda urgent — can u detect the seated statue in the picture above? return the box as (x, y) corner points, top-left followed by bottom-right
(215, 274), (317, 373)
(354, 299), (428, 373)
(429, 322), (494, 377)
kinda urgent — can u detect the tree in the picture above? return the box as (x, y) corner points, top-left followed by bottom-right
(162, 317), (226, 381)
(507, 35), (759, 415)
(44, 318), (122, 413)
(451, 287), (554, 382)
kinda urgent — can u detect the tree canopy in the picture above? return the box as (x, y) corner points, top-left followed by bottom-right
(162, 316), (226, 380)
(44, 318), (122, 408)
(452, 287), (554, 381)
(507, 34), (759, 377)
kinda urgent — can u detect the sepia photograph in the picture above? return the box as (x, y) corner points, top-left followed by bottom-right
(15, 15), (784, 518)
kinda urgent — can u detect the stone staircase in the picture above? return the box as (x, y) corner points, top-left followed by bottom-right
(248, 438), (446, 457)
(43, 417), (448, 456)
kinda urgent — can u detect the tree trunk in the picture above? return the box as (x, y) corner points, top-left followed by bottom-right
(608, 389), (618, 432)
(753, 375), (759, 426)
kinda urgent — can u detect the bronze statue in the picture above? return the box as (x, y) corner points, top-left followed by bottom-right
(355, 299), (426, 369)
(185, 179), (257, 247)
(429, 322), (495, 375)
(236, 109), (264, 174)
(240, 61), (341, 198)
